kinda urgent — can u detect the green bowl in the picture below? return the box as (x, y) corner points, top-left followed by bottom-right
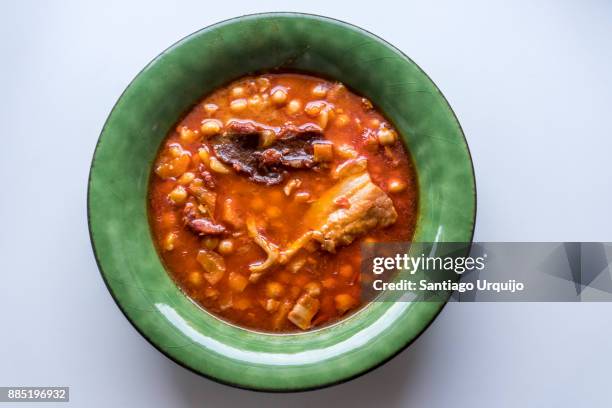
(88, 13), (476, 391)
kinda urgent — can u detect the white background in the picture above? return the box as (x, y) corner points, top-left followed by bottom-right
(1, 0), (611, 407)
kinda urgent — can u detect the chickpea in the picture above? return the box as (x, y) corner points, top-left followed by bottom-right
(286, 99), (302, 114)
(321, 277), (337, 289)
(217, 239), (234, 255)
(163, 232), (177, 251)
(318, 110), (330, 129)
(304, 101), (324, 117)
(369, 118), (381, 128)
(339, 264), (354, 279)
(203, 103), (218, 115)
(256, 77), (270, 92)
(377, 128), (397, 145)
(168, 185), (187, 204)
(202, 236), (219, 250)
(230, 86), (246, 98)
(265, 281), (285, 298)
(388, 178), (407, 193)
(178, 126), (199, 143)
(188, 271), (203, 286)
(209, 157), (231, 174)
(168, 144), (183, 158)
(266, 206), (282, 219)
(271, 88), (288, 105)
(200, 119), (222, 136)
(233, 297), (252, 310)
(204, 287), (219, 299)
(197, 147), (210, 165)
(311, 83), (328, 98)
(335, 114), (350, 128)
(230, 98), (248, 113)
(250, 196), (265, 211)
(177, 172), (195, 185)
(248, 94), (264, 110)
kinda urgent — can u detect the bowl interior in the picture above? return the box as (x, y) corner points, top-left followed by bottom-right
(88, 13), (475, 391)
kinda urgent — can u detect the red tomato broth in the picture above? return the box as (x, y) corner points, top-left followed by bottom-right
(149, 73), (418, 332)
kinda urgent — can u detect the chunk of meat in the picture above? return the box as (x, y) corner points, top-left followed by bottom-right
(210, 120), (325, 185)
(196, 249), (226, 285)
(281, 158), (397, 260)
(309, 172), (397, 252)
(288, 294), (320, 330)
(183, 202), (226, 236)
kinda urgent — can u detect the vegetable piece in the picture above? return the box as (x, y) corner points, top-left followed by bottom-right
(196, 249), (226, 285)
(228, 272), (249, 292)
(288, 294), (320, 330)
(246, 217), (280, 282)
(313, 142), (334, 162)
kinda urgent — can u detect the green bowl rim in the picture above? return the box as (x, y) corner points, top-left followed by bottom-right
(87, 11), (477, 392)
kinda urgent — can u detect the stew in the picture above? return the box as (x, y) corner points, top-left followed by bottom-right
(149, 73), (418, 332)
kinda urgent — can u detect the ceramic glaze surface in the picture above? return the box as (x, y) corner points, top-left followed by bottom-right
(88, 13), (476, 391)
